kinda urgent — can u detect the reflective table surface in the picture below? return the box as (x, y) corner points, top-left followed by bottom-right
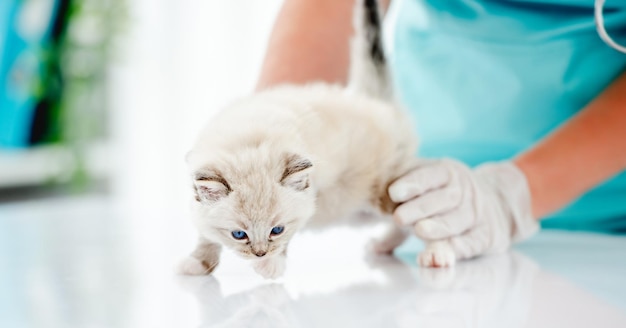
(1, 194), (625, 328)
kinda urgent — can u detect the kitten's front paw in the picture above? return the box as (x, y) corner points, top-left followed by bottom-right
(418, 242), (456, 268)
(252, 256), (286, 279)
(178, 256), (218, 275)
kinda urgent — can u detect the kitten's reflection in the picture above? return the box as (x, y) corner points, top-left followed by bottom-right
(178, 277), (297, 328)
(400, 252), (539, 328)
(178, 252), (539, 328)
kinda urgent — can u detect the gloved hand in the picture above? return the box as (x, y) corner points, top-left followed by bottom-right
(388, 159), (539, 267)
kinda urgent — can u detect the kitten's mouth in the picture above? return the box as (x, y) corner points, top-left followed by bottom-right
(239, 250), (278, 259)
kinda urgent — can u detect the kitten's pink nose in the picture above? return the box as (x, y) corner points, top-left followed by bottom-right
(254, 251), (267, 257)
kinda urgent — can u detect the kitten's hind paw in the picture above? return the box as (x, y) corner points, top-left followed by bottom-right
(253, 256), (286, 279)
(367, 239), (398, 255)
(418, 242), (456, 268)
(367, 227), (408, 255)
(177, 256), (218, 275)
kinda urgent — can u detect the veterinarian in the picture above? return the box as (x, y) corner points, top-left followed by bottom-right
(256, 0), (626, 262)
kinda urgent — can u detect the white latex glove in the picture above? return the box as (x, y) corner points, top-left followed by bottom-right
(389, 159), (539, 267)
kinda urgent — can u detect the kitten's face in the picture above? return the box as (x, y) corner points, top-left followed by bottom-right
(188, 149), (316, 260)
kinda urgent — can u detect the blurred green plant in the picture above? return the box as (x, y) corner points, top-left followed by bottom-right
(42, 0), (127, 189)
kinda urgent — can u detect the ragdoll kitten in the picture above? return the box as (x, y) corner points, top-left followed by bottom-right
(179, 0), (417, 279)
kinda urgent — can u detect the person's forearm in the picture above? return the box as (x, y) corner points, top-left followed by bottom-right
(256, 0), (356, 90)
(514, 71), (626, 219)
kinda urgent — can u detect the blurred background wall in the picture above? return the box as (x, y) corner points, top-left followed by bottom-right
(0, 0), (283, 193)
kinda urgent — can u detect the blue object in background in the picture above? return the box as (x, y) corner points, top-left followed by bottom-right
(0, 0), (60, 148)
(391, 0), (626, 232)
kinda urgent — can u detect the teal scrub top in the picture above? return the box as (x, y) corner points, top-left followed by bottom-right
(391, 0), (626, 232)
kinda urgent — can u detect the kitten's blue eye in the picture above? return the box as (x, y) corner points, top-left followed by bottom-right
(231, 230), (248, 240)
(270, 226), (284, 235)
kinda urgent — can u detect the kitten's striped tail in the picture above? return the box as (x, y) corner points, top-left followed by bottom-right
(348, 0), (393, 101)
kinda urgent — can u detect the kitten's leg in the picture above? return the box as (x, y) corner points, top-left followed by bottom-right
(419, 240), (456, 268)
(369, 222), (408, 255)
(178, 238), (222, 275)
(252, 250), (287, 279)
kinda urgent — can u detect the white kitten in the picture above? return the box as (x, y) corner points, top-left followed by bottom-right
(179, 0), (418, 279)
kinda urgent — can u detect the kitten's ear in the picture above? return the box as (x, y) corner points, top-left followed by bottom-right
(193, 173), (232, 204)
(280, 153), (313, 191)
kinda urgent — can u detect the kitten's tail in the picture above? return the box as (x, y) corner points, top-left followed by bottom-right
(348, 0), (393, 101)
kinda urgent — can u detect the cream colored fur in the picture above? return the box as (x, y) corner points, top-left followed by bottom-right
(180, 85), (417, 278)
